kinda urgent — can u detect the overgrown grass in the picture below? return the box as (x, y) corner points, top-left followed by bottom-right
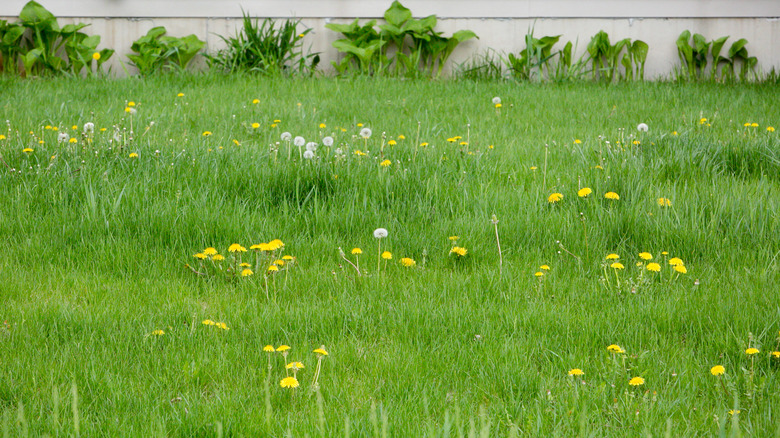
(1, 75), (779, 436)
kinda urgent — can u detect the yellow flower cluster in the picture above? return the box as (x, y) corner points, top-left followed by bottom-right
(202, 319), (229, 330)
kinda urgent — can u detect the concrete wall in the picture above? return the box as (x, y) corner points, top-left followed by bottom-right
(2, 1), (779, 77)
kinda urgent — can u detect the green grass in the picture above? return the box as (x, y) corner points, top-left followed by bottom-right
(1, 74), (779, 437)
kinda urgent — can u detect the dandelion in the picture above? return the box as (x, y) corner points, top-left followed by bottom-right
(241, 268), (253, 277)
(398, 135), (405, 140)
(228, 244), (247, 253)
(729, 410), (741, 416)
(387, 139), (396, 146)
(574, 139), (582, 144)
(381, 251), (392, 260)
(540, 265), (550, 271)
(212, 254), (225, 261)
(263, 345), (275, 352)
(202, 319), (216, 326)
(548, 193), (563, 203)
(673, 265), (687, 274)
(360, 128), (372, 139)
(306, 142), (318, 152)
(319, 123), (326, 129)
(577, 187), (592, 198)
(657, 198), (672, 207)
(0, 135), (6, 140)
(128, 152), (139, 158)
(746, 348), (759, 355)
(606, 253), (619, 260)
(668, 257), (683, 266)
(534, 271), (544, 277)
(280, 376), (299, 388)
(629, 377), (645, 386)
(251, 122), (260, 129)
(351, 248), (362, 255)
(267, 265), (279, 272)
(303, 150), (315, 160)
(710, 365), (725, 376)
(610, 262), (624, 269)
(281, 132), (292, 141)
(277, 345), (291, 352)
(202, 131), (212, 137)
(637, 123), (649, 132)
(294, 136), (305, 147)
(751, 122), (758, 127)
(83, 122), (94, 133)
(194, 253), (207, 260)
(492, 97), (501, 105)
(400, 257), (416, 267)
(286, 361), (305, 370)
(150, 329), (164, 336)
(450, 247), (467, 257)
(252, 98), (260, 104)
(23, 148), (33, 153)
(177, 92), (184, 97)
(646, 263), (661, 272)
(58, 132), (69, 143)
(639, 252), (652, 260)
(768, 126), (775, 132)
(374, 228), (388, 239)
(313, 347), (328, 356)
(203, 247), (218, 256)
(323, 136), (334, 147)
(568, 368), (584, 376)
(772, 351), (780, 358)
(604, 192), (620, 200)
(216, 322), (229, 330)
(607, 344), (625, 354)
(700, 118), (707, 124)
(380, 159), (391, 167)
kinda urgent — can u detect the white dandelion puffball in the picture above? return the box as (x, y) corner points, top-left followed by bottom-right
(334, 148), (343, 156)
(322, 136), (334, 147)
(360, 128), (372, 139)
(637, 123), (649, 132)
(492, 97), (501, 105)
(306, 142), (318, 152)
(294, 136), (305, 147)
(83, 122), (94, 134)
(281, 132), (292, 141)
(373, 228), (388, 239)
(58, 132), (69, 143)
(303, 150), (315, 159)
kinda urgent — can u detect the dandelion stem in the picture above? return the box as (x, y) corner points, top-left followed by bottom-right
(338, 247), (361, 277)
(491, 214), (502, 276)
(377, 240), (382, 275)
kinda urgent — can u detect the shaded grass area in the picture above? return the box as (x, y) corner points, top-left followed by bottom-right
(0, 75), (779, 436)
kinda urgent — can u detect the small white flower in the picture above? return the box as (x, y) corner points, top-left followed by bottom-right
(322, 136), (334, 147)
(281, 132), (292, 141)
(637, 123), (649, 132)
(306, 142), (318, 152)
(360, 128), (372, 139)
(373, 228), (388, 239)
(334, 148), (343, 156)
(294, 136), (305, 147)
(303, 150), (315, 159)
(57, 132), (69, 143)
(492, 97), (501, 105)
(83, 122), (94, 134)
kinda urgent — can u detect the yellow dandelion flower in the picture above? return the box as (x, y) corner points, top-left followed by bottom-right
(128, 152), (139, 158)
(746, 348), (759, 355)
(228, 243), (247, 253)
(751, 122), (759, 127)
(673, 265), (687, 274)
(23, 148), (34, 153)
(540, 265), (550, 271)
(604, 192), (620, 200)
(574, 139), (582, 144)
(203, 247), (218, 256)
(380, 159), (392, 167)
(568, 368), (584, 376)
(610, 262), (624, 270)
(202, 319), (216, 326)
(548, 193), (563, 203)
(282, 255), (294, 261)
(202, 131), (212, 137)
(263, 345), (275, 352)
(267, 265), (279, 272)
(710, 365), (725, 376)
(400, 257), (416, 267)
(251, 122), (260, 129)
(0, 135), (6, 140)
(241, 268), (253, 277)
(495, 103), (502, 108)
(274, 259), (285, 266)
(646, 263), (661, 272)
(388, 140), (397, 146)
(606, 253), (619, 260)
(268, 239), (284, 250)
(216, 322), (229, 330)
(319, 123), (326, 129)
(657, 198), (672, 207)
(274, 119), (281, 123)
(420, 142), (428, 147)
(668, 257), (684, 266)
(398, 135), (405, 140)
(448, 236), (459, 241)
(577, 187), (592, 198)
(313, 347), (329, 356)
(91, 51), (101, 61)
(212, 254), (225, 261)
(534, 271), (544, 277)
(357, 123), (363, 127)
(772, 351), (780, 358)
(672, 131), (678, 135)
(768, 126), (775, 132)
(285, 361), (305, 369)
(639, 252), (653, 260)
(450, 247), (467, 257)
(177, 92), (184, 97)
(607, 344), (625, 354)
(276, 345), (291, 352)
(194, 253), (207, 260)
(629, 377), (645, 386)
(729, 410), (741, 415)
(351, 248), (363, 255)
(280, 377), (299, 388)
(252, 99), (260, 104)
(239, 262), (251, 267)
(381, 251), (392, 260)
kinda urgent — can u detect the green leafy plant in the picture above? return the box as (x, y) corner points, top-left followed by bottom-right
(128, 26), (204, 75)
(506, 30), (561, 81)
(1, 1), (112, 76)
(326, 1), (476, 77)
(676, 31), (757, 82)
(586, 30), (647, 82)
(206, 12), (319, 76)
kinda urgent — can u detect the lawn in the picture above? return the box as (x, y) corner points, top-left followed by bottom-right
(1, 75), (779, 436)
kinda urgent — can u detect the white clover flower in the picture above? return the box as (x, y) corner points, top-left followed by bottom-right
(306, 142), (318, 152)
(303, 150), (315, 159)
(360, 128), (372, 139)
(294, 136), (305, 147)
(57, 132), (69, 143)
(281, 132), (292, 141)
(637, 123), (649, 132)
(373, 228), (388, 239)
(492, 97), (501, 105)
(322, 136), (334, 147)
(83, 122), (94, 134)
